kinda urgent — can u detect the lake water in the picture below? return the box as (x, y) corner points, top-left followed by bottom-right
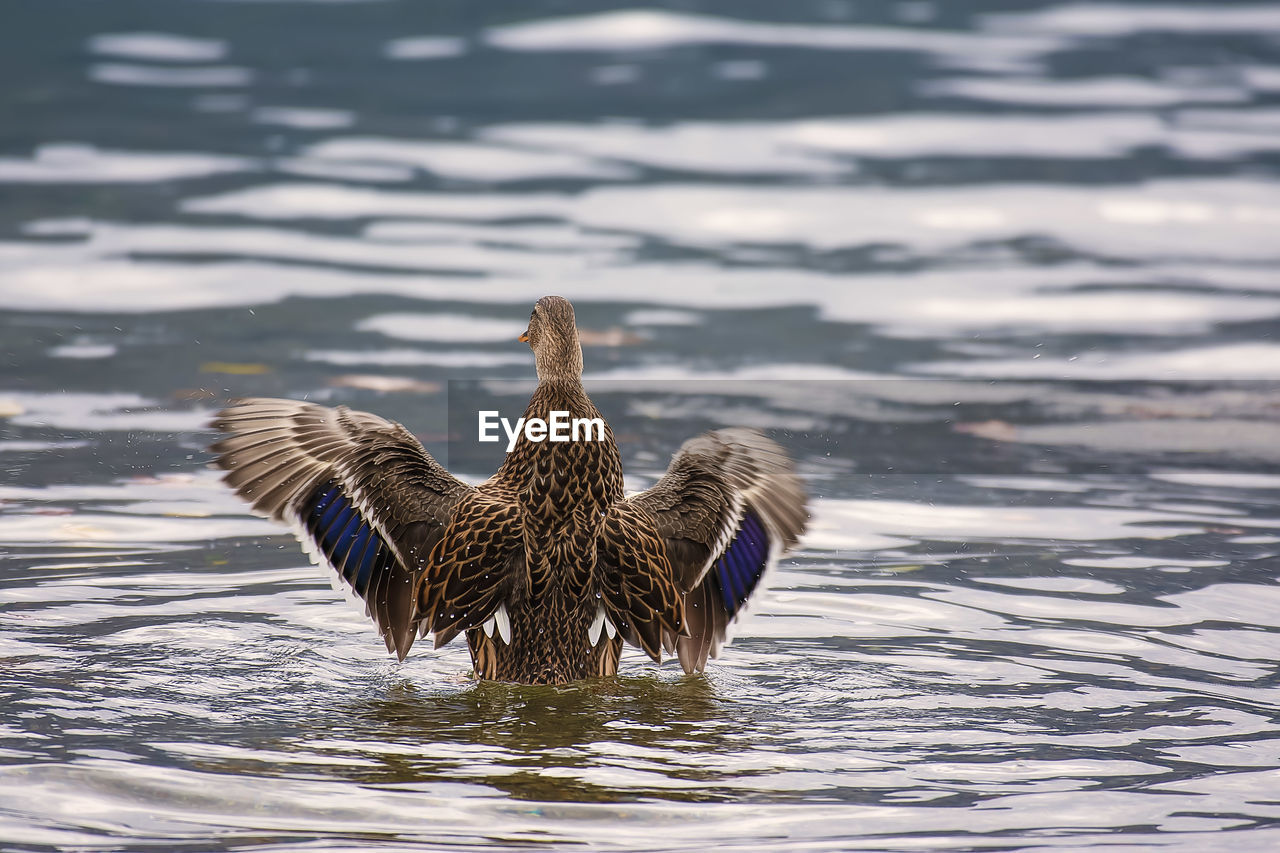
(4, 1), (1280, 850)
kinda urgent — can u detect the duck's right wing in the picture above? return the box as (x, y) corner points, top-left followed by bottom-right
(626, 428), (808, 673)
(211, 398), (516, 660)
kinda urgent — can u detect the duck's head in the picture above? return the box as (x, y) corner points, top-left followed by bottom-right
(520, 295), (583, 381)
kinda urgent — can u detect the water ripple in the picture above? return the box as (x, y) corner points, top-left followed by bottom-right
(4, 0), (1280, 849)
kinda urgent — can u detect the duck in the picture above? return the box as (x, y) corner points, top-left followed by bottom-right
(211, 295), (807, 684)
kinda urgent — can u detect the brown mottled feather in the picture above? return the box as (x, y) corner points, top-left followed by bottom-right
(597, 503), (684, 661)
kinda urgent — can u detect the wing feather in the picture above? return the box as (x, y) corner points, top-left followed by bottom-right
(211, 397), (513, 660)
(629, 428), (807, 673)
(596, 503), (684, 662)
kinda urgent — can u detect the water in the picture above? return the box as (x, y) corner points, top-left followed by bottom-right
(3, 0), (1280, 849)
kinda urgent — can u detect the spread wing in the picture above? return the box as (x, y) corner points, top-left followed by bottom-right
(210, 398), (516, 660)
(626, 428), (807, 673)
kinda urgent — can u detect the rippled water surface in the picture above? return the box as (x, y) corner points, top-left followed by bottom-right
(4, 1), (1280, 850)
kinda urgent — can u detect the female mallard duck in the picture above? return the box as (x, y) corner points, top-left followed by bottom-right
(211, 296), (807, 684)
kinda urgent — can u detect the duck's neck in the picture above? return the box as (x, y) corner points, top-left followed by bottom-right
(534, 338), (584, 383)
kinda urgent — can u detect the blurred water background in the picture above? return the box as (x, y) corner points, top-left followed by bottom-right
(3, 1), (1280, 850)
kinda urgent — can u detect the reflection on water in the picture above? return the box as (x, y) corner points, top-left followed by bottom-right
(3, 0), (1280, 850)
(349, 677), (732, 801)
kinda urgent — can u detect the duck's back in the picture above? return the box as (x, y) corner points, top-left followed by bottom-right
(467, 380), (627, 683)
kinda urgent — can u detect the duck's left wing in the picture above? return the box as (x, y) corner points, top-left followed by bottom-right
(626, 428), (808, 673)
(211, 397), (478, 660)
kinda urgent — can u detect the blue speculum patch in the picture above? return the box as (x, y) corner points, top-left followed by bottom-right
(304, 480), (390, 598)
(716, 511), (771, 616)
